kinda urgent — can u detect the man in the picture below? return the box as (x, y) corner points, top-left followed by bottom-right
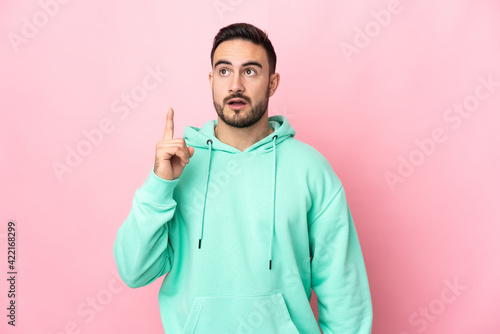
(113, 22), (373, 333)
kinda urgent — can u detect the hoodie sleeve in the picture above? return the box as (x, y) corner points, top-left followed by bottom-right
(309, 185), (373, 334)
(113, 167), (180, 288)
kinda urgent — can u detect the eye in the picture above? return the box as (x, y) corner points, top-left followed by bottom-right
(245, 68), (256, 76)
(219, 68), (230, 76)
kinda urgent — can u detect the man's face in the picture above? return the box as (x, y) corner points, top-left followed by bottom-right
(209, 39), (279, 128)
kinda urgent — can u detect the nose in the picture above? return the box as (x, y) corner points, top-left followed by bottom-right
(228, 73), (245, 93)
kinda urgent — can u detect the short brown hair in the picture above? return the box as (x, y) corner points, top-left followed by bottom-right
(210, 22), (277, 74)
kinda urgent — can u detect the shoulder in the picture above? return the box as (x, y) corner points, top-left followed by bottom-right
(280, 137), (343, 188)
(281, 138), (337, 171)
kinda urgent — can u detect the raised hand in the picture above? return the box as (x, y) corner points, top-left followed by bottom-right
(154, 108), (195, 180)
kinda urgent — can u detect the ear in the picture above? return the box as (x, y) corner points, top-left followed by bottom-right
(209, 72), (213, 89)
(268, 72), (280, 98)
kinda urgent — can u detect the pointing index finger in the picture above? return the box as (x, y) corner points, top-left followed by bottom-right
(163, 107), (174, 140)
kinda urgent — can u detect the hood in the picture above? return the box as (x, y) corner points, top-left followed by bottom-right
(182, 115), (296, 270)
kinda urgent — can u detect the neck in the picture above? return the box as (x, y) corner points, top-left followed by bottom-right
(214, 114), (274, 152)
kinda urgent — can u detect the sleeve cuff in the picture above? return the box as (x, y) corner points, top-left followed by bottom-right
(139, 167), (180, 204)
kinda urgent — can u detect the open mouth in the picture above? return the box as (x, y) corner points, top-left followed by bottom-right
(227, 98), (248, 110)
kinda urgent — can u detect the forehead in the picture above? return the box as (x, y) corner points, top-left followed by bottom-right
(213, 39), (268, 68)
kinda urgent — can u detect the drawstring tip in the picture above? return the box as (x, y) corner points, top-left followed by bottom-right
(198, 239), (202, 249)
(269, 260), (272, 270)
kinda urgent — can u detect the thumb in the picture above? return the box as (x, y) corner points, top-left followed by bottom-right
(188, 146), (195, 158)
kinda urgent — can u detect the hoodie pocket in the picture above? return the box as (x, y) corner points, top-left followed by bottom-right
(182, 292), (300, 334)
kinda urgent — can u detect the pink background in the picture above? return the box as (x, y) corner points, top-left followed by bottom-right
(1, 0), (499, 333)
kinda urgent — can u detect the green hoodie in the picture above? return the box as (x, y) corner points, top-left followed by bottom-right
(113, 115), (373, 333)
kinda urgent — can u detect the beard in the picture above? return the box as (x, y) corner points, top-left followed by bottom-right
(213, 88), (270, 128)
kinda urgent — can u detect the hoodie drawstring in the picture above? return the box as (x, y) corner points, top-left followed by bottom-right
(268, 134), (278, 270)
(199, 139), (213, 249)
(198, 135), (278, 271)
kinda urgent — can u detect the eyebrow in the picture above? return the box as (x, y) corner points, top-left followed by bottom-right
(214, 60), (263, 69)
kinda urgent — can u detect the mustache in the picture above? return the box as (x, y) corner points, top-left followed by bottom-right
(223, 93), (251, 105)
